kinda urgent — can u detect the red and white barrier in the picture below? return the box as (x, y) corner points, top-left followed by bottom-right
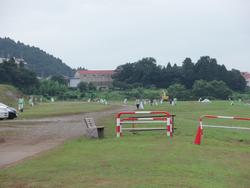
(116, 111), (173, 138)
(194, 115), (250, 145)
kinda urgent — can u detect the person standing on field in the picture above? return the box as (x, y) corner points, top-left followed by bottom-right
(139, 99), (144, 109)
(18, 96), (24, 112)
(135, 99), (140, 110)
(29, 96), (34, 106)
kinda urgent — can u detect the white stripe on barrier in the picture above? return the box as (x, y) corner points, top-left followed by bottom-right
(217, 116), (234, 119)
(122, 127), (166, 131)
(121, 121), (167, 124)
(167, 117), (170, 125)
(135, 111), (151, 114)
(203, 125), (250, 130)
(116, 118), (121, 137)
(137, 118), (156, 120)
(117, 118), (120, 125)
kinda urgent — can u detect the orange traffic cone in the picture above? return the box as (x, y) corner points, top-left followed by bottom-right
(194, 125), (203, 145)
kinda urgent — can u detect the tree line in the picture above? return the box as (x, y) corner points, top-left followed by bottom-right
(0, 58), (38, 93)
(0, 58), (96, 100)
(0, 56), (248, 101)
(112, 56), (246, 92)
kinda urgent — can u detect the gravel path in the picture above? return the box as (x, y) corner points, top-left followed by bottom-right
(0, 104), (135, 168)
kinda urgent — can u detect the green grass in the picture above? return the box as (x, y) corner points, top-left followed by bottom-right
(17, 101), (117, 119)
(0, 84), (22, 107)
(0, 101), (250, 187)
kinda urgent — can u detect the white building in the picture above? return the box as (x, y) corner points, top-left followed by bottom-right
(69, 78), (80, 88)
(69, 70), (114, 89)
(0, 57), (27, 66)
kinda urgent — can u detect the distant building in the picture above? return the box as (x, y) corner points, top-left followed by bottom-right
(69, 78), (80, 88)
(241, 72), (250, 86)
(69, 70), (114, 89)
(0, 57), (27, 67)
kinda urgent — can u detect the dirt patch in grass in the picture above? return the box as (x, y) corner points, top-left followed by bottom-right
(0, 104), (135, 168)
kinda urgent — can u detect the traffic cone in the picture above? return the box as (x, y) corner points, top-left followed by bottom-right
(194, 125), (203, 145)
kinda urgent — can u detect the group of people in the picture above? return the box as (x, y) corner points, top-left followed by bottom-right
(99, 98), (108, 105)
(135, 99), (144, 110)
(133, 97), (177, 110)
(17, 95), (36, 112)
(169, 98), (177, 106)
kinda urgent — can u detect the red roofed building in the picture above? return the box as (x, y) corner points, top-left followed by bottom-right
(241, 72), (250, 86)
(72, 70), (114, 89)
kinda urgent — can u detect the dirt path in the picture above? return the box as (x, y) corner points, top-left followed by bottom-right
(0, 104), (135, 169)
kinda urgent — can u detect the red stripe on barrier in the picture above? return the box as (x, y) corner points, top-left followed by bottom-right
(234, 117), (250, 121)
(203, 115), (218, 119)
(153, 117), (167, 121)
(202, 115), (250, 121)
(122, 117), (138, 121)
(116, 126), (120, 133)
(117, 111), (171, 118)
(116, 111), (136, 118)
(151, 111), (171, 117)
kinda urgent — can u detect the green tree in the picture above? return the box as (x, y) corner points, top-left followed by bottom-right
(0, 58), (38, 93)
(77, 82), (88, 92)
(88, 83), (96, 91)
(181, 58), (195, 89)
(113, 57), (162, 88)
(38, 80), (67, 97)
(124, 88), (144, 99)
(192, 80), (212, 98)
(192, 80), (232, 99)
(194, 56), (246, 91)
(144, 90), (161, 100)
(51, 75), (68, 85)
(225, 69), (246, 91)
(112, 56), (246, 92)
(167, 84), (190, 100)
(209, 80), (232, 99)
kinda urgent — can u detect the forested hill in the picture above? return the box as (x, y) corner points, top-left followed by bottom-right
(0, 37), (73, 77)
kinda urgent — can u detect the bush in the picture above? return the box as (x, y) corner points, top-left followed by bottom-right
(232, 89), (250, 101)
(77, 82), (88, 92)
(37, 80), (67, 97)
(124, 88), (144, 99)
(167, 84), (191, 100)
(143, 90), (161, 100)
(192, 80), (232, 99)
(59, 90), (81, 100)
(209, 80), (232, 99)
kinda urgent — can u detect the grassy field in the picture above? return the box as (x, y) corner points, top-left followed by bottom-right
(0, 101), (250, 187)
(17, 101), (117, 119)
(0, 84), (22, 107)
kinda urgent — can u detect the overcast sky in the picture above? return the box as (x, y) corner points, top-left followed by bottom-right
(0, 0), (250, 71)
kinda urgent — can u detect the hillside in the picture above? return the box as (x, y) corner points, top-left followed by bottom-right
(0, 37), (73, 77)
(0, 84), (22, 107)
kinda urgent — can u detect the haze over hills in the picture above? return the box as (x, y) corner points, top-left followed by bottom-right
(0, 37), (73, 77)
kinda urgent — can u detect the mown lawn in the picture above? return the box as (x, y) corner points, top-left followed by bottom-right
(0, 101), (250, 188)
(17, 101), (117, 119)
